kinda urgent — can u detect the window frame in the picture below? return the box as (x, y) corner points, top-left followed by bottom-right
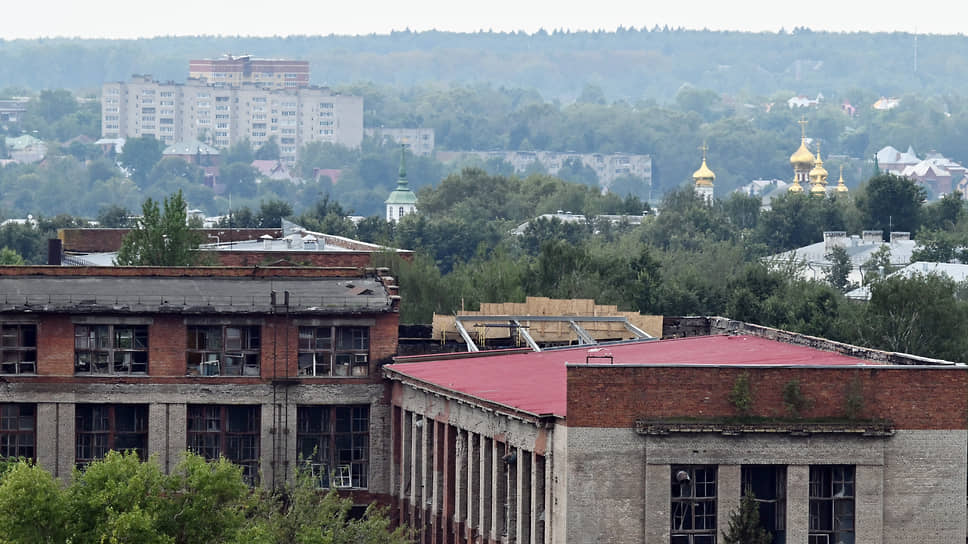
(75, 404), (148, 467)
(0, 403), (36, 461)
(187, 405), (261, 484)
(74, 324), (149, 375)
(671, 465), (718, 544)
(296, 405), (369, 489)
(809, 465), (855, 544)
(297, 326), (369, 377)
(186, 325), (261, 377)
(1, 323), (37, 375)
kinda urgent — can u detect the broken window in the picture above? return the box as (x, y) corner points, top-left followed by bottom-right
(296, 405), (369, 488)
(186, 325), (260, 376)
(297, 326), (369, 377)
(75, 404), (148, 467)
(671, 466), (717, 544)
(742, 465), (786, 544)
(74, 325), (148, 374)
(0, 404), (35, 460)
(187, 405), (260, 484)
(809, 465), (854, 544)
(1, 324), (36, 374)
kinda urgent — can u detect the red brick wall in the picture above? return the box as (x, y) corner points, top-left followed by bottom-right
(566, 366), (968, 431)
(213, 251), (374, 269)
(38, 315), (74, 376)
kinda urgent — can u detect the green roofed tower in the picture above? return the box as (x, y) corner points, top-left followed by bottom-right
(385, 145), (418, 223)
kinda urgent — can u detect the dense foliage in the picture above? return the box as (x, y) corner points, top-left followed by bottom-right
(0, 452), (408, 544)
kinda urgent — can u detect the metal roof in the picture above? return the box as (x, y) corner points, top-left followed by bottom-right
(386, 334), (875, 418)
(0, 275), (391, 315)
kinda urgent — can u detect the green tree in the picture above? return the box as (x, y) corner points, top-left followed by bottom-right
(0, 247), (24, 264)
(220, 162), (259, 198)
(119, 136), (166, 186)
(116, 191), (202, 266)
(97, 204), (132, 228)
(825, 245), (853, 292)
(255, 137), (281, 161)
(855, 174), (925, 237)
(0, 460), (69, 544)
(721, 491), (772, 544)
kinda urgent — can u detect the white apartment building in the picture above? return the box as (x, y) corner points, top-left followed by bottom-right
(102, 76), (363, 163)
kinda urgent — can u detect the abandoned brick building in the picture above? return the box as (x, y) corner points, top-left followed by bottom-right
(0, 265), (400, 498)
(384, 318), (968, 544)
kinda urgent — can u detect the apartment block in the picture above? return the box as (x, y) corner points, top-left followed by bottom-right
(102, 76), (363, 162)
(189, 55), (310, 90)
(366, 127), (436, 156)
(0, 266), (398, 500)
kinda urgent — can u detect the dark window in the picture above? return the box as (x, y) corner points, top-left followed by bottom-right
(0, 404), (35, 460)
(187, 405), (260, 483)
(75, 404), (148, 467)
(74, 325), (148, 374)
(742, 465), (786, 544)
(296, 405), (368, 488)
(297, 326), (369, 377)
(809, 465), (855, 544)
(672, 466), (717, 544)
(187, 325), (260, 376)
(1, 324), (36, 374)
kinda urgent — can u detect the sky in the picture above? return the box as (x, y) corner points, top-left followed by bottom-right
(0, 0), (959, 39)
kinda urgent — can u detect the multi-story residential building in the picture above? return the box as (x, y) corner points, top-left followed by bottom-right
(102, 76), (363, 163)
(0, 265), (399, 498)
(189, 55), (310, 90)
(365, 127), (435, 156)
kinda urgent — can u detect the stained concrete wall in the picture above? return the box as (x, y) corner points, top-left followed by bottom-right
(3, 381), (390, 495)
(565, 428), (967, 544)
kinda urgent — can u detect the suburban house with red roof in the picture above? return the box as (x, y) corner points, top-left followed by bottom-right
(383, 317), (967, 544)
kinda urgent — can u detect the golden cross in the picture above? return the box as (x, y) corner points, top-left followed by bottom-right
(798, 116), (808, 139)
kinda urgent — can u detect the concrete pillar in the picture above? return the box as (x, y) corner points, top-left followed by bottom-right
(481, 435), (493, 539)
(260, 402), (276, 487)
(147, 403), (169, 472)
(399, 409), (411, 523)
(492, 440), (506, 543)
(532, 454), (545, 544)
(506, 447), (517, 543)
(467, 431), (480, 540)
(282, 400), (297, 484)
(431, 421), (441, 544)
(643, 464), (671, 543)
(786, 464), (810, 543)
(410, 413), (420, 531)
(35, 402), (67, 478)
(420, 416), (430, 544)
(516, 448), (532, 544)
(856, 464), (884, 544)
(454, 429), (467, 542)
(717, 464), (741, 536)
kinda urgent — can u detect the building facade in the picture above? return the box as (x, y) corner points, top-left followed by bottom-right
(0, 266), (399, 501)
(102, 75), (363, 162)
(366, 127), (436, 156)
(384, 318), (968, 544)
(188, 56), (310, 90)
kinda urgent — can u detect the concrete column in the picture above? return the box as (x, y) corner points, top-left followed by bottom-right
(390, 407), (398, 504)
(643, 464), (671, 543)
(282, 400), (297, 484)
(420, 416), (430, 544)
(506, 448), (517, 543)
(431, 421), (441, 544)
(454, 429), (467, 542)
(148, 403), (169, 472)
(717, 464), (741, 536)
(786, 464), (810, 543)
(516, 448), (532, 544)
(399, 410), (411, 520)
(856, 464), (884, 544)
(491, 440), (506, 543)
(481, 435), (493, 539)
(467, 431), (480, 540)
(165, 403), (186, 472)
(532, 454), (545, 544)
(543, 453), (554, 544)
(409, 413), (420, 530)
(35, 403), (64, 478)
(260, 402), (276, 487)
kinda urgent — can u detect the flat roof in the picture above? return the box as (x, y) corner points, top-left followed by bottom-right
(385, 334), (876, 419)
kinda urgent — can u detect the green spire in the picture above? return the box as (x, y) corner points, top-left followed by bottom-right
(397, 144), (407, 185)
(386, 144), (418, 206)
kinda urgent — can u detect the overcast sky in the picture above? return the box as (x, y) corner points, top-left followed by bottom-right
(0, 0), (957, 39)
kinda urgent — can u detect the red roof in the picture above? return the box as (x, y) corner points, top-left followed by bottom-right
(386, 335), (872, 419)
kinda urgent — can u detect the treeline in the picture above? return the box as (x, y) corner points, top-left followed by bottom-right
(1, 29), (966, 102)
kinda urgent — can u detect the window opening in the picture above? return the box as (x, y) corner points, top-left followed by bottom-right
(187, 325), (260, 376)
(75, 404), (148, 467)
(1, 324), (36, 374)
(296, 405), (369, 488)
(742, 465), (787, 544)
(74, 325), (148, 374)
(672, 465), (717, 544)
(187, 405), (260, 483)
(297, 326), (369, 377)
(809, 465), (855, 544)
(0, 404), (35, 460)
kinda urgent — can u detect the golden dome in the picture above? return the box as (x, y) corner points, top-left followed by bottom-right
(809, 148), (828, 186)
(693, 158), (716, 187)
(835, 165), (849, 193)
(790, 139), (816, 167)
(789, 180), (805, 193)
(810, 180), (827, 195)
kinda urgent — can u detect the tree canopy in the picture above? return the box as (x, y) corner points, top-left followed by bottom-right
(116, 190), (203, 266)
